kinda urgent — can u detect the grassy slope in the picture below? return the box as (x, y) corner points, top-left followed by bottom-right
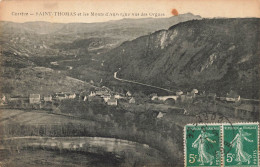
(0, 51), (93, 96)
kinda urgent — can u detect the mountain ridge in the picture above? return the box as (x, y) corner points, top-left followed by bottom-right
(0, 13), (201, 35)
(103, 18), (260, 99)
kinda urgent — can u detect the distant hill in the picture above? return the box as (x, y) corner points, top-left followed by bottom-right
(103, 18), (260, 99)
(0, 14), (201, 57)
(0, 13), (201, 36)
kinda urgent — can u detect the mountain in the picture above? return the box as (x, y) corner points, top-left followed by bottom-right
(0, 14), (202, 96)
(103, 18), (260, 99)
(0, 21), (63, 34)
(0, 13), (201, 36)
(0, 14), (201, 57)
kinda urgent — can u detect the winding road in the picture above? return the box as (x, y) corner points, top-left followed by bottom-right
(114, 70), (174, 93)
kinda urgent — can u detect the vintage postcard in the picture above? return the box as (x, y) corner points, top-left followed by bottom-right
(0, 0), (259, 166)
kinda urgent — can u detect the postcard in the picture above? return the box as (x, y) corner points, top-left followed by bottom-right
(0, 0), (259, 166)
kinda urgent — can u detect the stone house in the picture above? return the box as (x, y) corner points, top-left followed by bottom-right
(68, 93), (76, 99)
(176, 90), (183, 96)
(126, 91), (132, 97)
(43, 95), (52, 102)
(102, 95), (111, 103)
(29, 94), (41, 104)
(129, 97), (136, 104)
(191, 89), (199, 94)
(226, 91), (240, 102)
(55, 93), (67, 100)
(107, 98), (117, 106)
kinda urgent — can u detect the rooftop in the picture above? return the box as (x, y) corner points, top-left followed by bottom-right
(29, 94), (40, 98)
(107, 99), (117, 102)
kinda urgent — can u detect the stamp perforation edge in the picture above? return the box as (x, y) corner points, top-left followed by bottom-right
(184, 124), (186, 167)
(221, 123), (224, 167)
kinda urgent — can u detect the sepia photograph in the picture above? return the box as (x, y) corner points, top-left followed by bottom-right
(0, 0), (259, 166)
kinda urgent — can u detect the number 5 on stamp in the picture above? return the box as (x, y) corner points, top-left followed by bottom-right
(185, 124), (221, 167)
(223, 123), (259, 167)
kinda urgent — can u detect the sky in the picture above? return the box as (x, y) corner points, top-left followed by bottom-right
(0, 0), (259, 23)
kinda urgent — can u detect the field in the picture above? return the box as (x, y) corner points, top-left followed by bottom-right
(0, 99), (247, 166)
(0, 109), (92, 126)
(0, 109), (169, 166)
(0, 149), (122, 167)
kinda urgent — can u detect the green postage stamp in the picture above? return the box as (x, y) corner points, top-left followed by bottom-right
(184, 123), (259, 167)
(185, 124), (221, 167)
(223, 123), (259, 167)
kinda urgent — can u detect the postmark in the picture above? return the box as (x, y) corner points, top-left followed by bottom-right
(191, 111), (237, 154)
(185, 124), (221, 167)
(223, 123), (259, 167)
(193, 111), (234, 126)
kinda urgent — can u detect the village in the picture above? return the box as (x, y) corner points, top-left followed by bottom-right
(1, 85), (259, 121)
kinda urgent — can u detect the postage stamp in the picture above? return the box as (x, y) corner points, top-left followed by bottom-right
(223, 123), (259, 167)
(185, 124), (221, 167)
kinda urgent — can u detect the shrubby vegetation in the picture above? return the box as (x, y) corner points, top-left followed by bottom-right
(1, 99), (184, 165)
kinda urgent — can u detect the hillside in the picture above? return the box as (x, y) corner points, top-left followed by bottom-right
(0, 14), (201, 58)
(0, 15), (202, 97)
(0, 51), (93, 96)
(103, 18), (260, 99)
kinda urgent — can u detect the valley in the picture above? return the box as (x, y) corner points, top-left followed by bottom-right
(0, 14), (259, 167)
